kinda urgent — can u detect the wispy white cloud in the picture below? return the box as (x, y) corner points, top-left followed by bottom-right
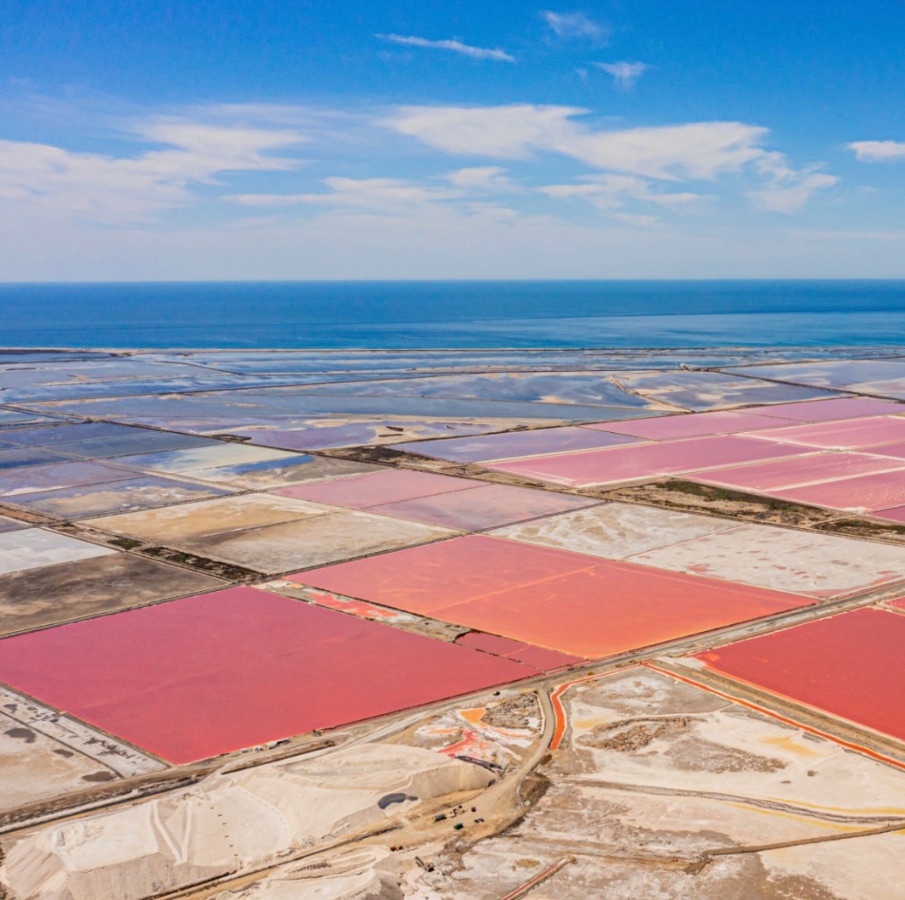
(135, 121), (302, 174)
(849, 140), (905, 162)
(0, 122), (304, 223)
(747, 172), (838, 213)
(387, 104), (837, 212)
(541, 174), (704, 215)
(594, 61), (649, 88)
(233, 168), (519, 215)
(745, 152), (838, 213)
(376, 33), (515, 62)
(444, 166), (516, 191)
(231, 176), (461, 211)
(180, 102), (351, 129)
(569, 121), (770, 180)
(386, 105), (769, 180)
(541, 11), (608, 41)
(386, 104), (582, 158)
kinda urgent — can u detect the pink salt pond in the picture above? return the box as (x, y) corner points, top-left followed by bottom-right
(688, 451), (905, 493)
(486, 435), (814, 488)
(590, 409), (790, 441)
(394, 426), (640, 463)
(273, 468), (480, 509)
(861, 439), (905, 461)
(771, 469), (905, 512)
(871, 506), (905, 525)
(367, 482), (597, 531)
(0, 586), (532, 765)
(749, 416), (905, 450)
(743, 397), (905, 422)
(294, 535), (814, 659)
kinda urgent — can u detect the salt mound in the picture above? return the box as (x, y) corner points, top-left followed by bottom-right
(1, 744), (489, 900)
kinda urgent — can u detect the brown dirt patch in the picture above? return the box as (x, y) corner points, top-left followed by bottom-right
(596, 480), (838, 527)
(483, 694), (539, 730)
(579, 718), (691, 752)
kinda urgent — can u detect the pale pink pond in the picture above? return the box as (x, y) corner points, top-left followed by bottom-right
(590, 409), (790, 441)
(861, 440), (905, 461)
(750, 416), (905, 450)
(871, 506), (905, 524)
(273, 468), (480, 509)
(772, 469), (905, 512)
(688, 452), (905, 492)
(368, 482), (597, 530)
(486, 435), (813, 487)
(743, 397), (905, 422)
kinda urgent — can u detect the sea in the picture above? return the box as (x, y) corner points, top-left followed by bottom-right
(1, 280), (904, 349)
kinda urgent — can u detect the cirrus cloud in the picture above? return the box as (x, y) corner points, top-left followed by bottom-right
(541, 11), (609, 41)
(376, 34), (515, 63)
(594, 61), (649, 88)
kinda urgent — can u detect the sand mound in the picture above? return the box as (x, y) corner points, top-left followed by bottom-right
(1, 744), (488, 900)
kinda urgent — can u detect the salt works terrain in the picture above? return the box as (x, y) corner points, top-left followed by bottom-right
(3, 347), (905, 898)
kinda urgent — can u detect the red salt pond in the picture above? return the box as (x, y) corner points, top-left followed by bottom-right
(0, 586), (532, 764)
(591, 410), (790, 441)
(694, 608), (905, 743)
(456, 630), (584, 670)
(456, 632), (527, 656)
(485, 435), (813, 487)
(296, 536), (813, 659)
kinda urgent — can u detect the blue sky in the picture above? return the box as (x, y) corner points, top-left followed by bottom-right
(1, 1), (904, 280)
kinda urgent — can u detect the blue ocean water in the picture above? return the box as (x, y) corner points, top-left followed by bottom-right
(1, 281), (904, 349)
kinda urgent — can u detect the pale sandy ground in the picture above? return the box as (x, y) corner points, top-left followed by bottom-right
(118, 669), (905, 900)
(214, 848), (397, 899)
(0, 744), (489, 900)
(0, 686), (163, 815)
(0, 711), (123, 811)
(490, 502), (737, 559)
(402, 669), (905, 899)
(493, 499), (905, 599)
(89, 493), (454, 574)
(89, 494), (332, 542)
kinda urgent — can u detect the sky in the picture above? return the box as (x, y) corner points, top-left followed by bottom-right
(1, 1), (904, 281)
